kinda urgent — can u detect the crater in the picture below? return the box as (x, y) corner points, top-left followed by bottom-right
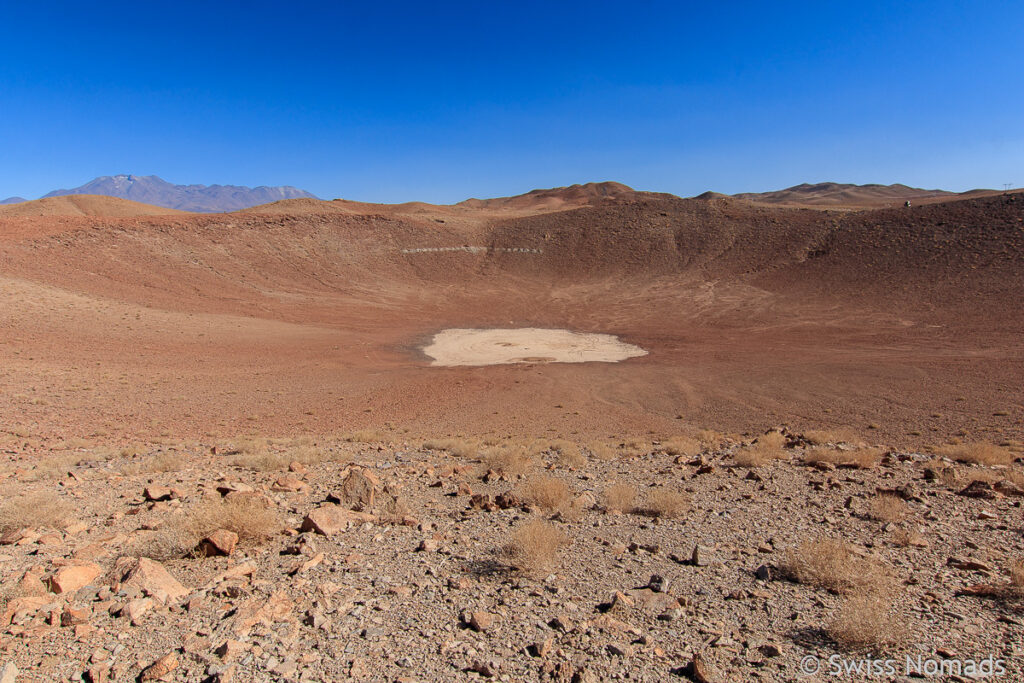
(422, 328), (648, 367)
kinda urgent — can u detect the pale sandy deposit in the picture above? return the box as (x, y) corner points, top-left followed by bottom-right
(421, 328), (648, 366)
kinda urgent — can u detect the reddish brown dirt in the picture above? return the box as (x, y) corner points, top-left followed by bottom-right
(1, 191), (1021, 447)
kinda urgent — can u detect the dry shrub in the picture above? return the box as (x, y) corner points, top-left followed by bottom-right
(804, 428), (860, 446)
(501, 519), (568, 575)
(782, 538), (893, 595)
(518, 476), (571, 513)
(548, 440), (585, 468)
(1010, 560), (1024, 590)
(869, 494), (908, 522)
(696, 429), (723, 447)
(481, 445), (534, 477)
(556, 494), (593, 522)
(642, 488), (690, 518)
(345, 429), (386, 444)
(587, 442), (617, 461)
(423, 438), (479, 459)
(828, 593), (904, 650)
(153, 495), (281, 558)
(660, 436), (700, 457)
(602, 483), (638, 514)
(890, 527), (925, 548)
(22, 453), (83, 480)
(935, 442), (1014, 466)
(734, 432), (786, 467)
(0, 491), (71, 532)
(804, 447), (882, 469)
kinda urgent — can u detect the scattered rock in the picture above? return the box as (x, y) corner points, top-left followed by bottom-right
(139, 653), (178, 681)
(301, 504), (376, 536)
(119, 557), (189, 604)
(198, 529), (239, 557)
(47, 562), (102, 594)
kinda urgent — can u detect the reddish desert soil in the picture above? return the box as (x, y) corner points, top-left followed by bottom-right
(1, 187), (1022, 448)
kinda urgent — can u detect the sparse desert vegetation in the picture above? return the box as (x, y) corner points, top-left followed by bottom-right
(500, 518), (568, 575)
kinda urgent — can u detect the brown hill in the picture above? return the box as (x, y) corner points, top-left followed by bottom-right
(0, 194), (189, 217)
(733, 182), (974, 207)
(0, 190), (1020, 444)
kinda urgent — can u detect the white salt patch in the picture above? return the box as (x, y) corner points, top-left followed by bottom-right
(423, 328), (647, 367)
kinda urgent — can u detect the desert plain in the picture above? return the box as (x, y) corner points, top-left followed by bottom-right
(0, 182), (1022, 682)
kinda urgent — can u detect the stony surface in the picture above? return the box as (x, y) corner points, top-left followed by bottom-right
(0, 433), (1022, 681)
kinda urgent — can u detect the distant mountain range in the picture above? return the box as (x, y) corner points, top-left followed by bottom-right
(1, 196), (27, 205)
(1, 175), (316, 212)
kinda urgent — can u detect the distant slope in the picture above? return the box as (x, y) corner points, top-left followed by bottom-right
(43, 174), (317, 212)
(457, 181), (656, 211)
(0, 194), (188, 217)
(733, 182), (964, 207)
(1, 197), (26, 205)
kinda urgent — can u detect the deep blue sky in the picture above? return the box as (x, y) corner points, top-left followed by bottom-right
(1, 1), (1021, 203)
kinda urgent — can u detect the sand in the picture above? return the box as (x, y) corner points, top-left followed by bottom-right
(422, 328), (648, 366)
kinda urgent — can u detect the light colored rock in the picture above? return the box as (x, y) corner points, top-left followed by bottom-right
(301, 504), (376, 536)
(48, 562), (102, 594)
(140, 653), (178, 681)
(0, 662), (18, 683)
(120, 557), (189, 604)
(199, 529), (238, 557)
(337, 468), (377, 511)
(272, 475), (308, 492)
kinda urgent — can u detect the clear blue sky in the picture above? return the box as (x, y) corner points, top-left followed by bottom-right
(1, 1), (1021, 203)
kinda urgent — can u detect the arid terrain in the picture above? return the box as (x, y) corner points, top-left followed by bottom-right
(0, 182), (1022, 681)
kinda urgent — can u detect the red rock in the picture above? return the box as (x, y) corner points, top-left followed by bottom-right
(336, 468), (377, 511)
(272, 475), (308, 492)
(140, 653), (178, 681)
(60, 606), (90, 626)
(300, 504), (375, 536)
(120, 557), (189, 604)
(48, 562), (102, 594)
(144, 486), (177, 502)
(198, 529), (238, 557)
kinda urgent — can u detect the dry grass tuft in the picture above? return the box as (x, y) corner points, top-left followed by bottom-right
(869, 494), (909, 522)
(345, 429), (386, 444)
(641, 488), (690, 518)
(481, 445), (535, 477)
(782, 538), (893, 595)
(660, 436), (700, 457)
(828, 593), (904, 650)
(804, 447), (883, 469)
(151, 495), (281, 558)
(22, 453), (83, 481)
(0, 491), (71, 532)
(734, 431), (786, 467)
(890, 527), (925, 548)
(518, 476), (571, 513)
(500, 519), (568, 575)
(602, 483), (638, 514)
(804, 428), (861, 446)
(586, 442), (617, 461)
(934, 442), (1014, 466)
(423, 438), (480, 459)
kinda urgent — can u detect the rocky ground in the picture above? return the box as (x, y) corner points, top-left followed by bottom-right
(1, 431), (1022, 682)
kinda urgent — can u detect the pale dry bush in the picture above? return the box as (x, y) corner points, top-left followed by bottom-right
(345, 429), (385, 444)
(227, 450), (289, 471)
(782, 538), (894, 595)
(660, 436), (700, 457)
(734, 432), (786, 467)
(1010, 560), (1024, 590)
(869, 494), (908, 522)
(501, 519), (568, 575)
(22, 453), (83, 481)
(423, 438), (479, 459)
(587, 442), (617, 461)
(804, 428), (861, 446)
(890, 527), (925, 548)
(828, 593), (904, 650)
(696, 429), (723, 447)
(518, 476), (571, 513)
(804, 447), (882, 469)
(0, 491), (71, 532)
(603, 483), (638, 513)
(151, 495), (282, 558)
(548, 440), (585, 468)
(123, 451), (186, 474)
(934, 442), (1014, 466)
(642, 488), (690, 518)
(481, 445), (535, 477)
